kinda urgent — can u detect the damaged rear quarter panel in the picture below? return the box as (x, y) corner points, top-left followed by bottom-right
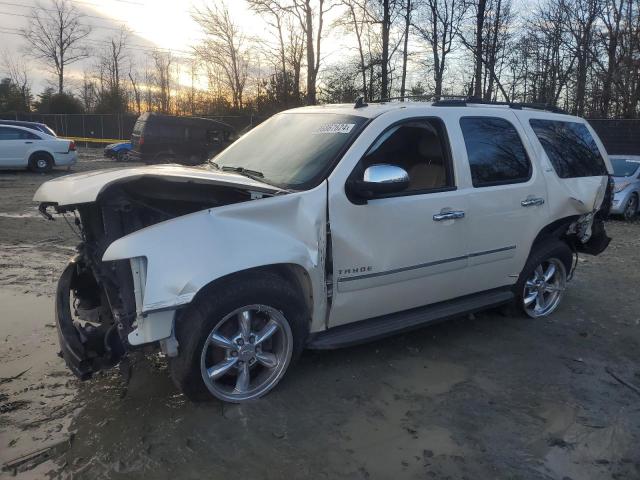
(102, 182), (328, 332)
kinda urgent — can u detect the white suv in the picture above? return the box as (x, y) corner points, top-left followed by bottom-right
(0, 124), (77, 172)
(34, 100), (612, 403)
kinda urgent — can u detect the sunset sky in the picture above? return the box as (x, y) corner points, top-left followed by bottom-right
(0, 0), (348, 93)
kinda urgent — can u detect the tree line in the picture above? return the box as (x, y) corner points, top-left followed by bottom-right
(1, 0), (639, 118)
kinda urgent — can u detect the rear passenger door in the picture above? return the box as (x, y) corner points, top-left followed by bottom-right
(457, 112), (549, 290)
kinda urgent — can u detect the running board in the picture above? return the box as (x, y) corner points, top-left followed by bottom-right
(307, 288), (514, 349)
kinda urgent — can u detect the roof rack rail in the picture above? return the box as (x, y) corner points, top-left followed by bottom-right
(431, 96), (568, 114)
(372, 94), (468, 103)
(359, 94), (568, 114)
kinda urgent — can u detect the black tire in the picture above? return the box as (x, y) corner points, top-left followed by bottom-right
(623, 194), (638, 221)
(29, 152), (53, 173)
(514, 240), (573, 318)
(169, 272), (309, 402)
(116, 150), (127, 162)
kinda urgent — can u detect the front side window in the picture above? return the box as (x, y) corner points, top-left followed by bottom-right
(460, 117), (531, 187)
(529, 119), (607, 178)
(357, 119), (453, 192)
(212, 113), (367, 188)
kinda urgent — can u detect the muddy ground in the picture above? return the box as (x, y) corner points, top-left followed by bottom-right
(0, 150), (639, 479)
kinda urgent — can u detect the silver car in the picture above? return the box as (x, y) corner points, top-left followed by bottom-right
(610, 155), (640, 220)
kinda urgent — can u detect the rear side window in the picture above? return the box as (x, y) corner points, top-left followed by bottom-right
(0, 127), (39, 140)
(529, 120), (607, 178)
(460, 117), (531, 187)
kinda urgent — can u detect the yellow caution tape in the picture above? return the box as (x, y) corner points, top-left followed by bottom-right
(65, 136), (129, 144)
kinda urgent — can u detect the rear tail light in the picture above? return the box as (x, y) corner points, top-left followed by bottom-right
(138, 135), (144, 146)
(68, 140), (76, 152)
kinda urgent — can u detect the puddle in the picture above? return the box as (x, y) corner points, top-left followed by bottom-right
(533, 401), (636, 480)
(0, 290), (79, 478)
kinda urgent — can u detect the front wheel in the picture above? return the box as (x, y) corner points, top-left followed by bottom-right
(169, 273), (308, 402)
(515, 241), (572, 318)
(623, 194), (638, 221)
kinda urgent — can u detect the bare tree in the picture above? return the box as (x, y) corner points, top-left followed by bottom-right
(290, 0), (335, 104)
(564, 0), (601, 115)
(128, 69), (142, 114)
(399, 0), (413, 99)
(22, 0), (91, 94)
(247, 1), (289, 84)
(248, 0), (305, 104)
(152, 51), (172, 113)
(2, 50), (31, 108)
(193, 2), (249, 109)
(413, 0), (466, 97)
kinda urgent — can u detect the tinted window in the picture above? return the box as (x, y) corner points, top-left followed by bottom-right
(529, 120), (607, 178)
(460, 117), (531, 187)
(0, 127), (39, 140)
(359, 119), (453, 192)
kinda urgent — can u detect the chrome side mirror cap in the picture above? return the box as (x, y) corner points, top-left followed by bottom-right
(350, 164), (410, 200)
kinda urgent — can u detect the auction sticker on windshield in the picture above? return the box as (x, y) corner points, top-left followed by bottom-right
(313, 123), (356, 134)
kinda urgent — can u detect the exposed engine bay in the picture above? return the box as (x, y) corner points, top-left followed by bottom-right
(42, 176), (274, 379)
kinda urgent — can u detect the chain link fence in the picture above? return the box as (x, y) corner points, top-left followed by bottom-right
(0, 112), (267, 142)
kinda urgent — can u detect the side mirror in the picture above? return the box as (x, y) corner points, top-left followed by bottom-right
(349, 164), (410, 199)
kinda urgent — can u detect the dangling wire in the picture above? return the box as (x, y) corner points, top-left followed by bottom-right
(62, 213), (82, 240)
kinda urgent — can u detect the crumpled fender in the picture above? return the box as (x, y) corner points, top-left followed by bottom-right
(102, 182), (327, 330)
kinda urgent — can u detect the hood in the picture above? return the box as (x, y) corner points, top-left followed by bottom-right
(33, 164), (281, 207)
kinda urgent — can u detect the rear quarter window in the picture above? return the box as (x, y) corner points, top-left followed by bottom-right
(529, 119), (607, 178)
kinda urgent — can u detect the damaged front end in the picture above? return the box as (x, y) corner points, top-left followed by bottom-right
(40, 173), (278, 379)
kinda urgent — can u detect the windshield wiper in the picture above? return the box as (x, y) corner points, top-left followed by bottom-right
(221, 165), (264, 179)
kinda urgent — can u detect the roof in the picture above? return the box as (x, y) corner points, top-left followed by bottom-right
(286, 100), (581, 121)
(0, 119), (47, 127)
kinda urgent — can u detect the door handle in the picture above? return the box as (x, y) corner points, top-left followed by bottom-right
(521, 197), (545, 207)
(433, 210), (465, 221)
(24, 141), (33, 144)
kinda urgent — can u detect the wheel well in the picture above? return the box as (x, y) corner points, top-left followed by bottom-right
(528, 217), (578, 268)
(188, 264), (314, 322)
(29, 151), (54, 166)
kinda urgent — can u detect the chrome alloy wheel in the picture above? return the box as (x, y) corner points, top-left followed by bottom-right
(200, 305), (293, 402)
(623, 195), (638, 221)
(523, 258), (567, 318)
(36, 158), (48, 169)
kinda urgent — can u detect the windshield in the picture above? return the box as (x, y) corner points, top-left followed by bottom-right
(211, 113), (367, 188)
(611, 157), (640, 177)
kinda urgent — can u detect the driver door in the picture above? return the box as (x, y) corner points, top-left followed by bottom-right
(327, 116), (472, 327)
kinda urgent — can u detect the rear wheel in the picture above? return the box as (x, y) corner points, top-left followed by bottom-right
(116, 150), (127, 162)
(169, 273), (308, 402)
(515, 241), (572, 318)
(29, 152), (53, 173)
(623, 194), (638, 221)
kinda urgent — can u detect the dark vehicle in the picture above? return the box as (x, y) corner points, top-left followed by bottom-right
(0, 120), (57, 137)
(104, 142), (132, 162)
(130, 113), (236, 165)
